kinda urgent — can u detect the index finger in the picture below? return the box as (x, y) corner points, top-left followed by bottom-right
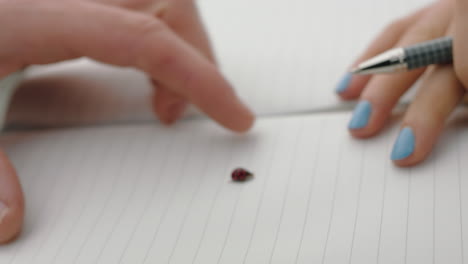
(133, 25), (254, 132)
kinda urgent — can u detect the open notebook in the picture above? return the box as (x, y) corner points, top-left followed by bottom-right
(1, 112), (468, 264)
(3, 0), (463, 263)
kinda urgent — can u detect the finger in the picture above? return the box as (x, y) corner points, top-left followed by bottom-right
(336, 4), (431, 99)
(348, 0), (453, 138)
(152, 80), (187, 125)
(2, 1), (254, 132)
(152, 0), (216, 124)
(88, 0), (215, 123)
(454, 0), (468, 88)
(0, 150), (24, 244)
(390, 65), (464, 166)
(78, 0), (193, 123)
(156, 0), (215, 62)
(392, 20), (460, 166)
(97, 0), (216, 61)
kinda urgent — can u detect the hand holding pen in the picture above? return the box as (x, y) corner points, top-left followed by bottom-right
(335, 0), (464, 167)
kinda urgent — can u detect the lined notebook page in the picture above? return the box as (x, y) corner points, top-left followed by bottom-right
(0, 112), (467, 263)
(7, 0), (430, 128)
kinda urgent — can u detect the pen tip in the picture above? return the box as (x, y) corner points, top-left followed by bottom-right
(349, 67), (359, 74)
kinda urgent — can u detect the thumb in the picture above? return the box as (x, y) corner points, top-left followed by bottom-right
(0, 150), (24, 244)
(454, 0), (468, 87)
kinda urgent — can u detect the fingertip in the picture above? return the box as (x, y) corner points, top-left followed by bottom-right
(347, 100), (386, 138)
(391, 127), (416, 161)
(335, 73), (353, 94)
(152, 83), (189, 125)
(348, 101), (372, 130)
(226, 108), (256, 133)
(0, 152), (24, 244)
(392, 151), (429, 167)
(392, 158), (421, 167)
(186, 67), (255, 133)
(348, 128), (379, 139)
(348, 120), (388, 139)
(390, 125), (437, 167)
(0, 201), (24, 244)
(161, 101), (188, 125)
(335, 74), (372, 100)
(347, 84), (401, 139)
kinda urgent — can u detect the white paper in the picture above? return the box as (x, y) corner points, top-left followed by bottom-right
(1, 111), (468, 264)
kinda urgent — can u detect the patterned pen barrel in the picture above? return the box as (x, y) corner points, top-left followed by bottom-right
(405, 37), (452, 70)
(352, 37), (453, 75)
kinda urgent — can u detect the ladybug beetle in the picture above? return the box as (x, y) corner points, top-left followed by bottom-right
(231, 168), (253, 182)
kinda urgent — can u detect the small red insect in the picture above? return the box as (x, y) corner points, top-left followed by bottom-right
(231, 168), (253, 182)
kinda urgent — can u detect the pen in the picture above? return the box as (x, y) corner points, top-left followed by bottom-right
(351, 36), (453, 75)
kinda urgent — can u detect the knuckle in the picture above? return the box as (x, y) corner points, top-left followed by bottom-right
(143, 45), (177, 78)
(129, 18), (172, 68)
(132, 16), (166, 40)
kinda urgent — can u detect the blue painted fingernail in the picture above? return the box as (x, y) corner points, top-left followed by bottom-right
(391, 127), (415, 160)
(335, 73), (352, 93)
(348, 101), (372, 129)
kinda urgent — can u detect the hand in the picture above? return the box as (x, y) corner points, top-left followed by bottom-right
(87, 0), (233, 125)
(336, 0), (463, 167)
(0, 0), (254, 243)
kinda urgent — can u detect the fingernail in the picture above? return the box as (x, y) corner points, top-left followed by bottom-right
(0, 201), (9, 224)
(348, 100), (372, 129)
(391, 127), (415, 160)
(335, 72), (353, 93)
